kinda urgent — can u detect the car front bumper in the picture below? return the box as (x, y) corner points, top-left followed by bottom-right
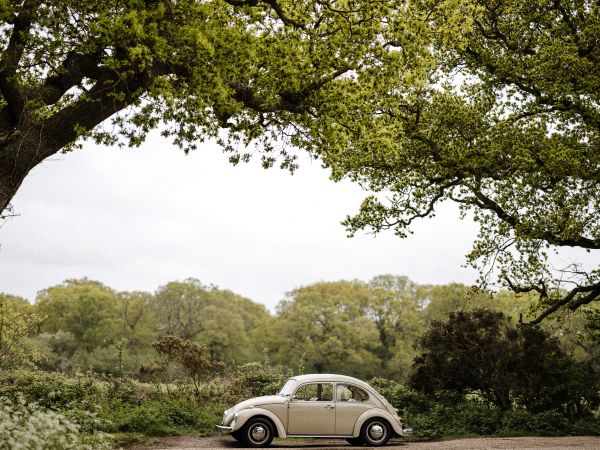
(216, 425), (234, 433)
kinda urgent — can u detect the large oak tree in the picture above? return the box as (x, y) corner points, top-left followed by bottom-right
(2, 1), (597, 323)
(0, 0), (422, 213)
(323, 0), (599, 322)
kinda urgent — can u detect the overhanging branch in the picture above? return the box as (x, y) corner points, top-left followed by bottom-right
(524, 281), (600, 325)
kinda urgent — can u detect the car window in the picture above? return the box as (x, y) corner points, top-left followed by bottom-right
(293, 383), (333, 401)
(336, 384), (369, 402)
(278, 379), (295, 397)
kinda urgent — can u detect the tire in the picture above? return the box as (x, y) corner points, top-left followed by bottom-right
(231, 430), (243, 442)
(241, 417), (275, 448)
(360, 418), (391, 447)
(346, 437), (364, 446)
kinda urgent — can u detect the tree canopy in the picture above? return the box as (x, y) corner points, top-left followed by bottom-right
(327, 0), (599, 321)
(1, 1), (597, 323)
(0, 0), (425, 214)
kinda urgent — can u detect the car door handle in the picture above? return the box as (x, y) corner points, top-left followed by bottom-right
(324, 405), (335, 409)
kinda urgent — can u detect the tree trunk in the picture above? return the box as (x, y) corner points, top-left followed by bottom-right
(0, 120), (60, 214)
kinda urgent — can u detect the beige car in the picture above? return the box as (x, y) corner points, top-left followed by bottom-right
(216, 374), (412, 447)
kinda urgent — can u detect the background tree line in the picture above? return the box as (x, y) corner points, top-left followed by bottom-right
(2, 275), (599, 379)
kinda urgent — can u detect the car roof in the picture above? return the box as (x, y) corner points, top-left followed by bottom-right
(290, 374), (370, 386)
(287, 374), (390, 407)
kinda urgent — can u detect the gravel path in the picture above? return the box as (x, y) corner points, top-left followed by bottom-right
(127, 435), (600, 450)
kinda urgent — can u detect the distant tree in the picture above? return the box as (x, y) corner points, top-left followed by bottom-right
(0, 293), (41, 367)
(118, 291), (156, 349)
(152, 279), (212, 340)
(367, 275), (424, 376)
(197, 305), (247, 362)
(35, 279), (120, 352)
(152, 279), (270, 362)
(270, 281), (379, 378)
(198, 288), (272, 363)
(410, 309), (599, 416)
(421, 283), (530, 323)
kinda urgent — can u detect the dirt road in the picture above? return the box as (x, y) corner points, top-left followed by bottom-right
(128, 435), (600, 450)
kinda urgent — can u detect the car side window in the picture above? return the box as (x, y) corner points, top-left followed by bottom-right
(336, 384), (369, 402)
(293, 383), (333, 401)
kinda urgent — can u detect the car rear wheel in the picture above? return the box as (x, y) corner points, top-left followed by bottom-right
(346, 437), (364, 446)
(241, 417), (275, 448)
(360, 418), (390, 446)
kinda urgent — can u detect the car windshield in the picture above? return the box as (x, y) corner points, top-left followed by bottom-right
(278, 379), (295, 397)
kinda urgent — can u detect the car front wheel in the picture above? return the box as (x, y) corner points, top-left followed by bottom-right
(360, 418), (390, 446)
(241, 417), (275, 448)
(231, 430), (243, 442)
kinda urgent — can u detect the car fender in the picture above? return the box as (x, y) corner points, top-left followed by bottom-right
(352, 409), (403, 437)
(232, 407), (287, 438)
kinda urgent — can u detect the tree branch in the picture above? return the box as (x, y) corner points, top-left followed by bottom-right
(527, 281), (600, 325)
(223, 0), (306, 28)
(469, 186), (600, 249)
(0, 1), (40, 124)
(31, 52), (113, 106)
(40, 71), (151, 160)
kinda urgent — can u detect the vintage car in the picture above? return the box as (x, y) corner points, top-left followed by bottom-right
(216, 373), (412, 447)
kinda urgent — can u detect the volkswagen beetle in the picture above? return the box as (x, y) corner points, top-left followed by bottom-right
(216, 374), (412, 447)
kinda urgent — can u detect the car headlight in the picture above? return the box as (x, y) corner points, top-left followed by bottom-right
(222, 409), (236, 426)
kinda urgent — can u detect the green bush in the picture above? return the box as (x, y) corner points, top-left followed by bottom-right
(107, 398), (223, 436)
(0, 397), (111, 450)
(499, 409), (567, 436)
(410, 309), (600, 416)
(368, 377), (432, 416)
(0, 369), (101, 408)
(569, 417), (600, 435)
(228, 362), (290, 400)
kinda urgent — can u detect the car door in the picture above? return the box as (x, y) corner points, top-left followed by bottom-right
(334, 383), (373, 435)
(287, 382), (335, 435)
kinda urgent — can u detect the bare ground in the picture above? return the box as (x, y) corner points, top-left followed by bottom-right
(126, 435), (600, 450)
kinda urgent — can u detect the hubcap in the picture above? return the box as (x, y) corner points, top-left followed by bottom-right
(369, 423), (385, 441)
(250, 425), (267, 442)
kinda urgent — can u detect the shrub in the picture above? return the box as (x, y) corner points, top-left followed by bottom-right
(410, 309), (600, 416)
(228, 362), (290, 400)
(499, 409), (567, 436)
(368, 377), (432, 416)
(108, 398), (223, 436)
(0, 369), (101, 408)
(0, 397), (111, 450)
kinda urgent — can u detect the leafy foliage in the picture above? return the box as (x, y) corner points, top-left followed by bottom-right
(323, 0), (600, 322)
(0, 396), (111, 450)
(269, 281), (380, 378)
(145, 335), (226, 395)
(2, 276), (600, 443)
(228, 362), (291, 399)
(0, 294), (42, 368)
(409, 309), (600, 415)
(0, 0), (431, 214)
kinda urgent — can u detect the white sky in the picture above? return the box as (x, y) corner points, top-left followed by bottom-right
(0, 133), (482, 310)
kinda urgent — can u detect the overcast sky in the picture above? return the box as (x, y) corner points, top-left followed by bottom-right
(0, 133), (482, 310)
